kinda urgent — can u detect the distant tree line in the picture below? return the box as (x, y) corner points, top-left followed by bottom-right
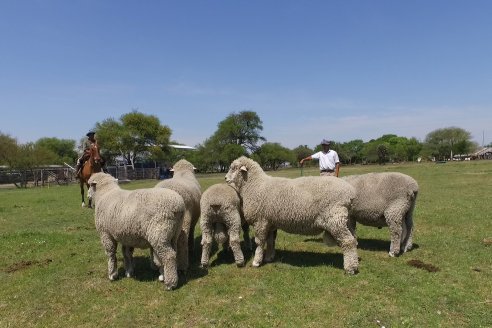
(0, 110), (482, 175)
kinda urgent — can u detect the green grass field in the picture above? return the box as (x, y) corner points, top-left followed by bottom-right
(1, 161), (491, 327)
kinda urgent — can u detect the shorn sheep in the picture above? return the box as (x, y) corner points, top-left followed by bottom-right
(342, 172), (418, 257)
(88, 172), (185, 290)
(225, 156), (359, 274)
(200, 183), (251, 268)
(155, 159), (201, 271)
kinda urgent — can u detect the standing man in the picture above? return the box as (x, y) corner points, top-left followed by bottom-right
(299, 139), (340, 177)
(75, 131), (99, 177)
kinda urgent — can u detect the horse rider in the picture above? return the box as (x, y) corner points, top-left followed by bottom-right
(75, 131), (102, 177)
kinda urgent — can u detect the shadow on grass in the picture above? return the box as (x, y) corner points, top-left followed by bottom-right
(303, 237), (419, 254)
(273, 249), (345, 269)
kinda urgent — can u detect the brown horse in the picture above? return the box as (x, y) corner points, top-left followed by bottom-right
(79, 143), (102, 208)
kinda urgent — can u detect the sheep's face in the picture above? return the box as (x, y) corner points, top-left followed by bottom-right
(225, 162), (247, 190)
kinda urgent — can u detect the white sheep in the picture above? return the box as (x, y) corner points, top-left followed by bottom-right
(155, 159), (201, 271)
(88, 172), (185, 290)
(200, 183), (251, 268)
(342, 172), (418, 257)
(225, 156), (359, 274)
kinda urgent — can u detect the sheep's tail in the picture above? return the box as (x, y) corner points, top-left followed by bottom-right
(402, 190), (417, 252)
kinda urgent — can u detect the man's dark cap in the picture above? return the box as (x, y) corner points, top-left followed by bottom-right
(321, 139), (331, 145)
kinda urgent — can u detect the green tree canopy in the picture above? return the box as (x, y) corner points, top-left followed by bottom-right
(292, 145), (314, 167)
(195, 111), (264, 171)
(0, 132), (19, 167)
(35, 137), (77, 164)
(94, 110), (172, 167)
(424, 127), (475, 160)
(213, 111), (265, 152)
(252, 142), (294, 171)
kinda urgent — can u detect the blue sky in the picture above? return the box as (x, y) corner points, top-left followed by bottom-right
(1, 0), (491, 149)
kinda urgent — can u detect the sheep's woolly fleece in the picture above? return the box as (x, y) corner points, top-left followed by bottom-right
(225, 156), (359, 274)
(343, 172), (418, 257)
(89, 172), (185, 290)
(155, 159), (201, 271)
(200, 183), (250, 268)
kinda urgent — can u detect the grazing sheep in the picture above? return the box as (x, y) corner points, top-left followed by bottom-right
(88, 172), (185, 290)
(342, 172), (419, 257)
(225, 156), (359, 274)
(155, 159), (201, 271)
(200, 183), (252, 268)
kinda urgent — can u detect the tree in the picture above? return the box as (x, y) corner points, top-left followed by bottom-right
(94, 111), (172, 168)
(338, 139), (364, 164)
(213, 111), (265, 153)
(377, 143), (390, 165)
(252, 142), (294, 170)
(292, 145), (314, 167)
(195, 111), (264, 172)
(0, 132), (19, 167)
(424, 127), (474, 160)
(35, 137), (77, 165)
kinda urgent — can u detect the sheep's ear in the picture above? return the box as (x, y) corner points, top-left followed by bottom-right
(240, 165), (247, 172)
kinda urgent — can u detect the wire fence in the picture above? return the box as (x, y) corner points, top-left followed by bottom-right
(0, 166), (161, 188)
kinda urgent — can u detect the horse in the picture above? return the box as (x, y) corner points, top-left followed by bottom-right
(78, 143), (102, 208)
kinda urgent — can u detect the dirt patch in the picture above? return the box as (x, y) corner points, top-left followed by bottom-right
(407, 259), (440, 272)
(4, 259), (53, 273)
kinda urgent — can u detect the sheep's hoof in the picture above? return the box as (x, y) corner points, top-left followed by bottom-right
(388, 251), (396, 257)
(236, 261), (245, 268)
(165, 285), (176, 291)
(125, 272), (133, 278)
(109, 274), (118, 281)
(158, 274), (164, 282)
(345, 268), (359, 275)
(81, 203), (86, 208)
(252, 261), (261, 267)
(199, 263), (209, 269)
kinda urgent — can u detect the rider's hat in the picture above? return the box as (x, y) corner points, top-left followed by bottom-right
(86, 131), (96, 137)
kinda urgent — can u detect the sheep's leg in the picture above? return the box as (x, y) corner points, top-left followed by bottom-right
(252, 222), (269, 267)
(200, 217), (214, 268)
(402, 202), (415, 253)
(385, 202), (409, 257)
(323, 206), (359, 275)
(227, 213), (245, 267)
(264, 229), (277, 263)
(177, 212), (192, 272)
(122, 246), (135, 278)
(242, 223), (252, 251)
(347, 216), (357, 240)
(100, 233), (118, 280)
(153, 243), (178, 291)
(149, 248), (159, 270)
(188, 215), (198, 253)
(176, 230), (189, 272)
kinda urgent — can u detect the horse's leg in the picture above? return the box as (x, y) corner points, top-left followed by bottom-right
(80, 181), (86, 207)
(87, 183), (93, 208)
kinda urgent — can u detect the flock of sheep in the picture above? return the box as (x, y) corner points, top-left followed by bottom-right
(87, 157), (419, 290)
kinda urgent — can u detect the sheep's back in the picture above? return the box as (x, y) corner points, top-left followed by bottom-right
(201, 184), (240, 218)
(241, 175), (355, 234)
(343, 172), (418, 225)
(95, 188), (185, 245)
